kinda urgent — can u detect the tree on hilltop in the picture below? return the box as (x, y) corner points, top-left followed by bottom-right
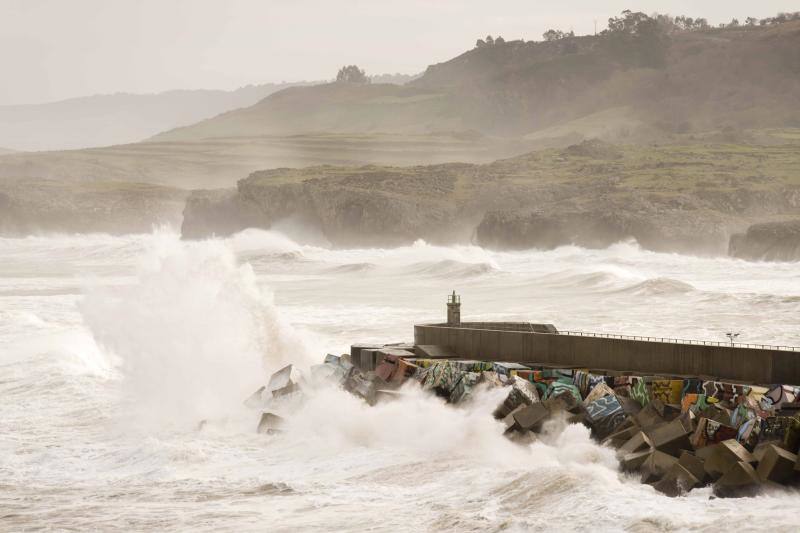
(336, 65), (369, 84)
(543, 29), (565, 41)
(602, 10), (669, 67)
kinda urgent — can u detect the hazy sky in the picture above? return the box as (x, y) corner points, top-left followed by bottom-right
(1, 0), (797, 105)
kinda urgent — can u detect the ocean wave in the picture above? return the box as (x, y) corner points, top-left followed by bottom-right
(324, 262), (377, 274)
(613, 277), (696, 296)
(404, 259), (497, 277)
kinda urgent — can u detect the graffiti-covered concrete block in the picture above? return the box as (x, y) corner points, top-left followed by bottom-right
(691, 417), (738, 449)
(493, 376), (539, 419)
(582, 382), (614, 406)
(651, 379), (683, 405)
(585, 394), (626, 439)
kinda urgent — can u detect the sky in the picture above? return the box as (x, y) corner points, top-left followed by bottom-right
(1, 0), (798, 105)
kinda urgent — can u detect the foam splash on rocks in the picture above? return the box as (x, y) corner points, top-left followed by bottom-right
(79, 234), (316, 428)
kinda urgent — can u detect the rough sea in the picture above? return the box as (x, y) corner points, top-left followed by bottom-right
(2, 228), (799, 531)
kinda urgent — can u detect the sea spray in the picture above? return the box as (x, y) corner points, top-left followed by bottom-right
(79, 233), (316, 428)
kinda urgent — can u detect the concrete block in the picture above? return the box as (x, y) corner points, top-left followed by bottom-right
(585, 394), (626, 439)
(634, 402), (665, 431)
(713, 461), (762, 497)
(479, 371), (507, 388)
(756, 444), (798, 484)
(350, 344), (381, 369)
(493, 376), (539, 419)
(620, 449), (652, 472)
(414, 345), (458, 358)
(244, 385), (266, 408)
(603, 425), (639, 448)
(493, 362), (529, 377)
(267, 364), (300, 397)
(618, 431), (654, 456)
(545, 381), (583, 413)
(640, 450), (679, 484)
(503, 405), (527, 432)
(653, 463), (702, 497)
(582, 382), (615, 406)
(647, 415), (693, 457)
(449, 371), (481, 404)
(701, 439), (756, 480)
(512, 402), (551, 432)
(651, 379), (683, 405)
(618, 396), (643, 416)
(678, 450), (708, 483)
(257, 412), (285, 434)
(691, 417), (738, 449)
(344, 370), (377, 405)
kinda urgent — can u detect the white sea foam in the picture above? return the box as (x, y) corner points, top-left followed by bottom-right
(1, 229), (799, 531)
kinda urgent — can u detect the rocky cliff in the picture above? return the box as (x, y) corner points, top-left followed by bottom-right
(182, 138), (800, 254)
(728, 220), (800, 261)
(0, 177), (186, 235)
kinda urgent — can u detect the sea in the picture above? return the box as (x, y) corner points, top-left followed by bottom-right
(1, 228), (799, 531)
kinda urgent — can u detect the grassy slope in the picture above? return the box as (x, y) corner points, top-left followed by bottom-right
(0, 133), (526, 189)
(151, 22), (800, 143)
(252, 129), (800, 195)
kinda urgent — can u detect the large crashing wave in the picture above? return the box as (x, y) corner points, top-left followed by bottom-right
(79, 232), (316, 427)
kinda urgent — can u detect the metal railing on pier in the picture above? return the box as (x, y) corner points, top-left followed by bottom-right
(557, 330), (800, 352)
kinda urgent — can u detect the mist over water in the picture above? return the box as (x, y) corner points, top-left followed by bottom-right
(1, 229), (799, 531)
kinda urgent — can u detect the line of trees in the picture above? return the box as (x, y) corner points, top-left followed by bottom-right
(655, 11), (800, 32)
(475, 35), (506, 48)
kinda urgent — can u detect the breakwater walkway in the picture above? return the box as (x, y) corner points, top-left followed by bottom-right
(414, 321), (800, 386)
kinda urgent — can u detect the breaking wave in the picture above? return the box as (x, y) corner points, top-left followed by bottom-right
(614, 277), (696, 296)
(3, 230), (800, 530)
(404, 259), (497, 278)
(78, 233), (316, 428)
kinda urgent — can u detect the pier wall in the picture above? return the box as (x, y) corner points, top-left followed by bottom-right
(414, 324), (800, 385)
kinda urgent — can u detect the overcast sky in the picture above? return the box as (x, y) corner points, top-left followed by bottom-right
(1, 0), (797, 105)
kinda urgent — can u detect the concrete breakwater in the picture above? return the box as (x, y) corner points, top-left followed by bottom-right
(414, 323), (800, 386)
(249, 347), (800, 498)
(249, 296), (800, 498)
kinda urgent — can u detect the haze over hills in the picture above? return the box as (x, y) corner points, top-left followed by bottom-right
(2, 11), (800, 259)
(0, 82), (314, 151)
(152, 19), (800, 145)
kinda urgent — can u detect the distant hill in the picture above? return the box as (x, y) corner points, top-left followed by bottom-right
(152, 20), (800, 144)
(0, 147), (16, 155)
(0, 82), (316, 151)
(148, 83), (458, 142)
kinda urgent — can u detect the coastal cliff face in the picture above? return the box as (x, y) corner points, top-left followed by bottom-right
(183, 166), (467, 245)
(728, 220), (800, 261)
(0, 178), (186, 235)
(181, 139), (800, 255)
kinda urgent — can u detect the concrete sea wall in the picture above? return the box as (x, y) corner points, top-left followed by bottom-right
(414, 324), (800, 386)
